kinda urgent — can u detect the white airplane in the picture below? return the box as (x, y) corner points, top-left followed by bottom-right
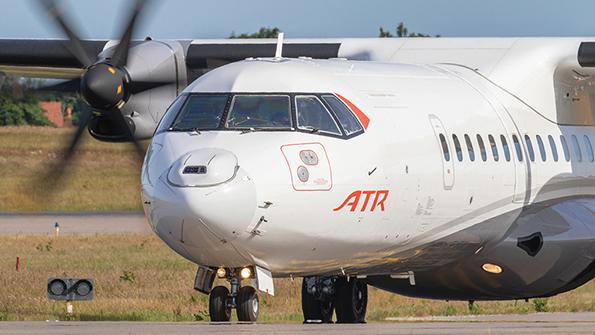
(1, 0), (594, 323)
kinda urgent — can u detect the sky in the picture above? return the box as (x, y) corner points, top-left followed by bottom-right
(1, 0), (595, 40)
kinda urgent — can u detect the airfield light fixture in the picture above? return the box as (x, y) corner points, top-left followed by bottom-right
(47, 278), (94, 301)
(482, 263), (503, 274)
(240, 267), (252, 279)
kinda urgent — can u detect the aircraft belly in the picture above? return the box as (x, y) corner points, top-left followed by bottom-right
(367, 196), (595, 300)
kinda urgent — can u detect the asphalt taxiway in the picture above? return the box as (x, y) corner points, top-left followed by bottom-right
(1, 313), (594, 335)
(0, 212), (151, 235)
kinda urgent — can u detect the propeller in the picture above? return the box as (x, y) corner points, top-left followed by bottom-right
(32, 0), (159, 197)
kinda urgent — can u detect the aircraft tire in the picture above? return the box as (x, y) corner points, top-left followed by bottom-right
(335, 277), (367, 323)
(209, 286), (231, 322)
(236, 286), (259, 322)
(301, 277), (334, 323)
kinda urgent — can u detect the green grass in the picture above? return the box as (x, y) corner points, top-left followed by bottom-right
(0, 235), (593, 322)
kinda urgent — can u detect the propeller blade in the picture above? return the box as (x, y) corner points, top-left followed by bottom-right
(12, 80), (24, 101)
(39, 0), (94, 67)
(110, 0), (148, 67)
(35, 78), (81, 93)
(29, 101), (93, 200)
(65, 102), (93, 160)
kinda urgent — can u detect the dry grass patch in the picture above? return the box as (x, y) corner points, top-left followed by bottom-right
(0, 234), (593, 322)
(0, 126), (143, 212)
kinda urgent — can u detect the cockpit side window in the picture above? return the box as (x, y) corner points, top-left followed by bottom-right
(169, 94), (229, 131)
(155, 94), (188, 134)
(296, 96), (341, 135)
(226, 95), (291, 129)
(321, 95), (364, 135)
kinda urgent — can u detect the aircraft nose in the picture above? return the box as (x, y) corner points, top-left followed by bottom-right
(167, 148), (257, 243)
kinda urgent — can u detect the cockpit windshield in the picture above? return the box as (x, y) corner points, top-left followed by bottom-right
(225, 95), (291, 129)
(169, 94), (229, 131)
(157, 92), (365, 139)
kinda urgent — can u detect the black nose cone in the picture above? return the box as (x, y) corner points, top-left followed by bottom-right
(80, 63), (128, 110)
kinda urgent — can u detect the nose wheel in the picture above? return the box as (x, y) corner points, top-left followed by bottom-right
(209, 286), (232, 322)
(237, 286), (259, 322)
(208, 270), (259, 322)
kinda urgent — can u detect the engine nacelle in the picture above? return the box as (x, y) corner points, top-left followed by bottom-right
(89, 40), (188, 142)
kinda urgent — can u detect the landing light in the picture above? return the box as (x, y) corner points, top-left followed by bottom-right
(240, 267), (252, 279)
(216, 267), (227, 278)
(482, 263), (503, 274)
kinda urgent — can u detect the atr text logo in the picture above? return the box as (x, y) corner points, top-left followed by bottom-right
(333, 190), (389, 212)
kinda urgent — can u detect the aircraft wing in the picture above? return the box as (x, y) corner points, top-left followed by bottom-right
(0, 39), (108, 79)
(0, 38), (343, 82)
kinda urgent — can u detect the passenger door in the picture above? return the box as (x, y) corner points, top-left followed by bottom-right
(429, 114), (455, 190)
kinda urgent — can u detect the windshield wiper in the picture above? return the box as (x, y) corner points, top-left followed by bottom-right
(303, 126), (319, 133)
(169, 127), (202, 134)
(240, 128), (256, 135)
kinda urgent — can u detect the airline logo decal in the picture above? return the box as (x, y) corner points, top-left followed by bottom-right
(333, 190), (389, 212)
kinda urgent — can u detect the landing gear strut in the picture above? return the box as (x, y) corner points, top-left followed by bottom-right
(302, 276), (367, 323)
(209, 269), (259, 322)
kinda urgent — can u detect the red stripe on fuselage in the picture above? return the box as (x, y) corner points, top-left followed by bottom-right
(336, 93), (370, 130)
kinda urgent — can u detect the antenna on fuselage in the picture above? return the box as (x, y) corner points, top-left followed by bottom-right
(275, 32), (285, 58)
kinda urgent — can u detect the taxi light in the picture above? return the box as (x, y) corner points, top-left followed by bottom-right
(216, 267), (227, 278)
(240, 267), (252, 279)
(482, 263), (503, 274)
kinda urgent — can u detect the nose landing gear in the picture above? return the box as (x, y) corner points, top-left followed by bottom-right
(302, 276), (367, 324)
(209, 269), (259, 322)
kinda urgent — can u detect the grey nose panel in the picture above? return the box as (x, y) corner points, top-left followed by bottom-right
(168, 149), (238, 187)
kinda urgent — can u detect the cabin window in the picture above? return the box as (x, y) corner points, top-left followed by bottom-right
(500, 135), (511, 162)
(295, 96), (341, 135)
(321, 96), (363, 135)
(560, 135), (570, 162)
(536, 135), (547, 162)
(513, 135), (523, 162)
(571, 135), (583, 162)
(453, 134), (463, 161)
(464, 134), (475, 162)
(439, 134), (450, 162)
(226, 95), (291, 129)
(488, 135), (499, 162)
(525, 135), (535, 162)
(548, 135), (559, 162)
(169, 94), (229, 131)
(585, 135), (594, 162)
(477, 135), (487, 162)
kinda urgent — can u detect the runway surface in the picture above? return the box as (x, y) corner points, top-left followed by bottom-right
(0, 212), (151, 235)
(1, 313), (595, 335)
